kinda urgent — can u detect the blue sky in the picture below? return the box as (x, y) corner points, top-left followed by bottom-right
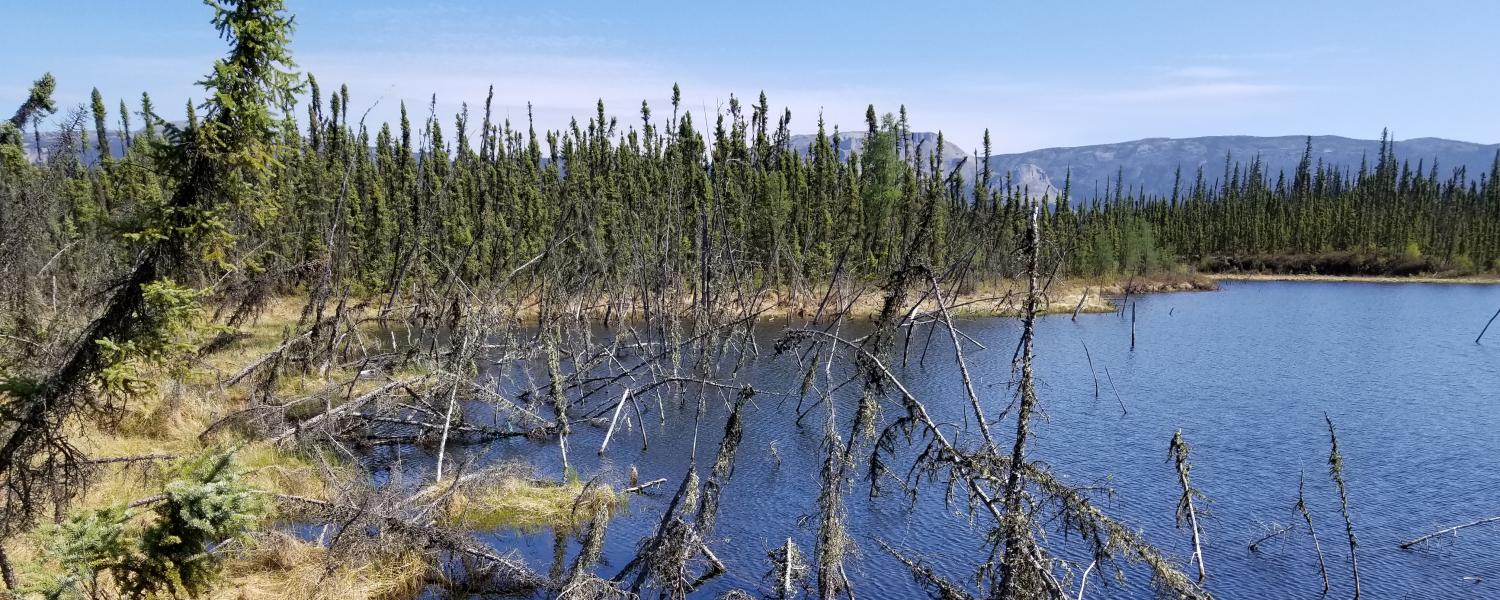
(4, 1), (1497, 152)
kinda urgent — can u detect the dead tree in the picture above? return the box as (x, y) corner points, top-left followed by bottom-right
(776, 200), (1210, 600)
(1325, 415), (1361, 599)
(995, 205), (1045, 599)
(1295, 472), (1330, 596)
(1168, 430), (1208, 583)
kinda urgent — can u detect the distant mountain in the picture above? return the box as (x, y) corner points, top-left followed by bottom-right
(977, 135), (1500, 200)
(787, 131), (1061, 199)
(786, 131), (967, 165)
(789, 133), (1498, 200)
(20, 130), (137, 165)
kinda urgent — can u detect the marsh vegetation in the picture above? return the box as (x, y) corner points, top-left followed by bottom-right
(3, 2), (1500, 599)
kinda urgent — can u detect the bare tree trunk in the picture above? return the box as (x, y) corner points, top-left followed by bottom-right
(598, 389), (631, 455)
(434, 380), (459, 482)
(1325, 415), (1361, 599)
(782, 537), (796, 599)
(0, 545), (16, 593)
(1169, 430), (1207, 582)
(1130, 302), (1137, 351)
(1294, 472), (1330, 596)
(1074, 560), (1096, 600)
(997, 204), (1042, 598)
(1072, 287), (1089, 321)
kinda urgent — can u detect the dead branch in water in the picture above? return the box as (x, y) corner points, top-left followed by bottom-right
(1072, 286), (1089, 321)
(623, 478), (667, 495)
(880, 539), (975, 600)
(776, 202), (1208, 600)
(1247, 523), (1295, 553)
(1477, 306), (1500, 344)
(1294, 472), (1331, 596)
(1325, 414), (1361, 599)
(598, 389), (632, 455)
(1130, 301), (1138, 351)
(271, 375), (431, 445)
(1399, 516), (1500, 549)
(768, 536), (808, 599)
(1168, 430), (1208, 583)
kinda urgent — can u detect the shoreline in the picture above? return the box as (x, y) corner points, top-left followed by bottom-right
(1208, 273), (1500, 285)
(630, 272), (1220, 321)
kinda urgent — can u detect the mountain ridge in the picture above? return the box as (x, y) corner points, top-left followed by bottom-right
(785, 132), (1498, 199)
(976, 134), (1499, 199)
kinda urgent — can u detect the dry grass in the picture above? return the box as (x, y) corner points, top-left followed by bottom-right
(447, 477), (619, 533)
(212, 532), (430, 600)
(7, 295), (610, 598)
(482, 273), (1213, 323)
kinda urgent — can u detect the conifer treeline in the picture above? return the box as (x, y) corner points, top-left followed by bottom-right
(1064, 132), (1500, 276)
(6, 83), (1499, 315)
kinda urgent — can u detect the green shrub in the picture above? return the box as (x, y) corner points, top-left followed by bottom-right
(1450, 254), (1476, 275)
(36, 451), (265, 599)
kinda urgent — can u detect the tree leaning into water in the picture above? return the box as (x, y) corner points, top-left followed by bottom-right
(0, 0), (299, 590)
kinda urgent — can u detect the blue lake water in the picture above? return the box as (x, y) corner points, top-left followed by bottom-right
(406, 280), (1500, 598)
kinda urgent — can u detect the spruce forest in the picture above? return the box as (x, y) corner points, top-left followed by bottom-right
(2, 1), (1498, 599)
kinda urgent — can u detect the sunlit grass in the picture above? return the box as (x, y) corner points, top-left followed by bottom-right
(7, 295), (625, 597)
(212, 532), (430, 600)
(447, 476), (619, 533)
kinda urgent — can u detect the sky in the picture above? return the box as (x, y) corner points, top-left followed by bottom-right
(4, 1), (1498, 153)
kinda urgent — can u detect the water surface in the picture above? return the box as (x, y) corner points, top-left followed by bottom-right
(418, 281), (1500, 598)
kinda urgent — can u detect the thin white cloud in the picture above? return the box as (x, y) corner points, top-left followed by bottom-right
(1100, 81), (1294, 103)
(1163, 66), (1241, 80)
(1195, 45), (1350, 63)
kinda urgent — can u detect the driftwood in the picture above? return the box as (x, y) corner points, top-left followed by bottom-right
(221, 314), (341, 387)
(1399, 516), (1500, 549)
(622, 478), (666, 495)
(272, 375), (429, 444)
(434, 380), (461, 482)
(80, 453), (178, 466)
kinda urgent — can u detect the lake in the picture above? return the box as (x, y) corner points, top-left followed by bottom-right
(406, 280), (1500, 598)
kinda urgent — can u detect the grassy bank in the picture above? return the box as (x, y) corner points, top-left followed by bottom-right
(529, 271), (1219, 322)
(2, 297), (614, 599)
(4, 270), (1212, 597)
